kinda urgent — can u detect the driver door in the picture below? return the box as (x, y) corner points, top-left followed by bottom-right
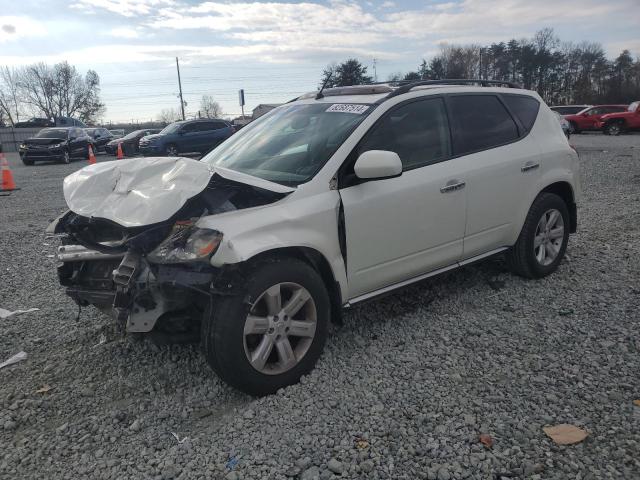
(339, 98), (467, 299)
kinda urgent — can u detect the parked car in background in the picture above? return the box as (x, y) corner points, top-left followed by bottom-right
(51, 80), (579, 395)
(19, 127), (93, 165)
(85, 127), (114, 152)
(14, 117), (54, 128)
(109, 129), (125, 139)
(563, 104), (628, 134)
(549, 105), (591, 115)
(55, 117), (87, 128)
(553, 111), (571, 139)
(599, 101), (640, 135)
(104, 128), (160, 155)
(139, 119), (235, 157)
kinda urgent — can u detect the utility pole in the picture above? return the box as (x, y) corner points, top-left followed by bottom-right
(176, 57), (185, 121)
(373, 58), (378, 82)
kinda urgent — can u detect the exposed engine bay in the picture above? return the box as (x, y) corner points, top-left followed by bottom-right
(51, 170), (287, 336)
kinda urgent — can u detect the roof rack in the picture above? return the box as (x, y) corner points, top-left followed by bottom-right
(385, 79), (521, 99)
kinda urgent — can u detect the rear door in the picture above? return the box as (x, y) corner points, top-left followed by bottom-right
(446, 93), (542, 259)
(339, 97), (467, 298)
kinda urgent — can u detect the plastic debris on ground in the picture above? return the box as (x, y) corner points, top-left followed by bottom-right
(0, 351), (28, 370)
(0, 307), (39, 319)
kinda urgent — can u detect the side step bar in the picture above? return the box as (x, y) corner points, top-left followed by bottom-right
(345, 247), (508, 306)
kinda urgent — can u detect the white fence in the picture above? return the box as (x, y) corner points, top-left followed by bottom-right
(0, 128), (42, 153)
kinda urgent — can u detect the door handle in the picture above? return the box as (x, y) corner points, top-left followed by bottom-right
(440, 180), (466, 193)
(521, 162), (539, 172)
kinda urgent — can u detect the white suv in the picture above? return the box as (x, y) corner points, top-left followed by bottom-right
(51, 80), (580, 395)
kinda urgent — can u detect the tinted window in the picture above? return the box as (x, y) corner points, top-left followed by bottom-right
(448, 95), (518, 155)
(503, 95), (540, 131)
(358, 98), (451, 170)
(198, 121), (219, 131)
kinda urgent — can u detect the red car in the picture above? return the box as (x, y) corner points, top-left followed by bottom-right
(599, 101), (640, 135)
(564, 104), (628, 134)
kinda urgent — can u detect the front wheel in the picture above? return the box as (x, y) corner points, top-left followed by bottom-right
(201, 258), (330, 396)
(164, 144), (179, 156)
(569, 122), (580, 134)
(61, 150), (71, 164)
(505, 193), (570, 279)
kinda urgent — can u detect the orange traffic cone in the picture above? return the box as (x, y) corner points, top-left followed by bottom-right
(116, 143), (124, 160)
(1, 152), (17, 192)
(87, 144), (97, 165)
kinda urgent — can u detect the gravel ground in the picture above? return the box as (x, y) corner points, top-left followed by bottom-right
(1, 135), (639, 480)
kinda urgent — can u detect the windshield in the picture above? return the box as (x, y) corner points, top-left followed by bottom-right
(202, 103), (373, 185)
(160, 122), (182, 134)
(121, 129), (146, 140)
(628, 102), (639, 112)
(35, 129), (67, 139)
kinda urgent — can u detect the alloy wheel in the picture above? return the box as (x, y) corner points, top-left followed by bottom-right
(243, 282), (317, 375)
(166, 145), (178, 156)
(533, 208), (565, 266)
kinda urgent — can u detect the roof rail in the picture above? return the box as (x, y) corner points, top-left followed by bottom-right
(385, 79), (521, 99)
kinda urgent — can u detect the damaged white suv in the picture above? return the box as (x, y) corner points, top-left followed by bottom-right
(50, 80), (580, 395)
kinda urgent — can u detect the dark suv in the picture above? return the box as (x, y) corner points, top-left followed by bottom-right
(139, 119), (234, 157)
(19, 127), (93, 165)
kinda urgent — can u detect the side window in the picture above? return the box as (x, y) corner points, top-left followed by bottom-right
(181, 123), (198, 133)
(199, 121), (219, 131)
(357, 98), (451, 170)
(502, 95), (540, 131)
(448, 95), (519, 155)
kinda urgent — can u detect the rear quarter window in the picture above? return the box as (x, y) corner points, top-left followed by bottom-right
(448, 95), (519, 156)
(502, 95), (540, 131)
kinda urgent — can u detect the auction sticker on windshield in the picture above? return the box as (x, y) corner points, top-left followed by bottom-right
(326, 104), (369, 114)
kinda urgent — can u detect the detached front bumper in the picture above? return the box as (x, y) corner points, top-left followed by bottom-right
(56, 243), (217, 332)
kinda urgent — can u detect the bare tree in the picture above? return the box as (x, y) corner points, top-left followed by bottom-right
(199, 95), (223, 118)
(0, 66), (25, 125)
(18, 62), (105, 124)
(157, 108), (181, 124)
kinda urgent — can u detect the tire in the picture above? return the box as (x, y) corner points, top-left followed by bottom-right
(604, 122), (623, 136)
(22, 156), (34, 166)
(201, 257), (330, 396)
(505, 193), (570, 279)
(165, 144), (179, 156)
(569, 122), (580, 134)
(61, 150), (71, 164)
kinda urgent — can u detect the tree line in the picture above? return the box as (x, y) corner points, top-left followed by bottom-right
(322, 29), (640, 105)
(0, 62), (105, 126)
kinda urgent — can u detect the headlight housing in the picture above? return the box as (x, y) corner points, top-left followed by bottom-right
(49, 143), (62, 149)
(147, 223), (223, 264)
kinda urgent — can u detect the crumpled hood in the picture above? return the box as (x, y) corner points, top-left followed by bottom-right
(63, 156), (294, 228)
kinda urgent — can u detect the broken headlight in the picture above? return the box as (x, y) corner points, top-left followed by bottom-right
(147, 223), (223, 264)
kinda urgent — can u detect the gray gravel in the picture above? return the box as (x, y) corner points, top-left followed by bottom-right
(1, 135), (639, 479)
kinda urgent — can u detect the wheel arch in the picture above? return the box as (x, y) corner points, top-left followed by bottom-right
(539, 181), (577, 233)
(242, 246), (344, 324)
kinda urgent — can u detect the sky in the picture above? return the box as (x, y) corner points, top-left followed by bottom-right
(1, 0), (639, 123)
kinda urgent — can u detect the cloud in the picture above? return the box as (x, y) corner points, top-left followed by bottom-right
(108, 27), (141, 39)
(71, 0), (176, 17)
(0, 16), (46, 42)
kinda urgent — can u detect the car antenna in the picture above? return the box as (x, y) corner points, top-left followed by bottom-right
(316, 72), (333, 100)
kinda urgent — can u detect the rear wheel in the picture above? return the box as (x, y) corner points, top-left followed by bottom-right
(505, 193), (570, 279)
(201, 258), (330, 396)
(604, 121), (623, 136)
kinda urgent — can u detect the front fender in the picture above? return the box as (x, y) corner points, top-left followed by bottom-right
(198, 190), (349, 301)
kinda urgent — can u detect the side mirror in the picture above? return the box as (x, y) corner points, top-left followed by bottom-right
(354, 150), (402, 180)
